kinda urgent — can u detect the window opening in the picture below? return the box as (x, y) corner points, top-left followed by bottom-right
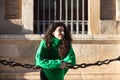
(34, 0), (88, 34)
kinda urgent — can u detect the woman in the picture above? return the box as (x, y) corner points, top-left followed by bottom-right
(35, 22), (76, 80)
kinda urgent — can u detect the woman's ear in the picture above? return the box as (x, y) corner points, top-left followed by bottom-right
(52, 32), (54, 36)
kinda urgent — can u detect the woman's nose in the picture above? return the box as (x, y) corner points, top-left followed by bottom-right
(61, 31), (64, 34)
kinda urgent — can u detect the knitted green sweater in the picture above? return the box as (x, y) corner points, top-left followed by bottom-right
(35, 37), (76, 80)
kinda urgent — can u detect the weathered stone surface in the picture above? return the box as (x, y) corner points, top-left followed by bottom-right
(0, 34), (120, 80)
(101, 20), (117, 34)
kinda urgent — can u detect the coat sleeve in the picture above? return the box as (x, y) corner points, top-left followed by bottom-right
(35, 39), (61, 69)
(63, 45), (76, 66)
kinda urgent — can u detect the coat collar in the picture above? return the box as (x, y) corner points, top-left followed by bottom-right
(51, 37), (62, 46)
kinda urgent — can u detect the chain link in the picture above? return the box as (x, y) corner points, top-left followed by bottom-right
(0, 60), (40, 69)
(69, 56), (120, 69)
(0, 56), (120, 69)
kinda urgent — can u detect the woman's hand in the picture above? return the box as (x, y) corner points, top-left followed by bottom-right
(60, 62), (71, 69)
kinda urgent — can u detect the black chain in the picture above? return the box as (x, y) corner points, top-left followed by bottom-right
(69, 56), (120, 69)
(0, 60), (40, 69)
(0, 56), (120, 69)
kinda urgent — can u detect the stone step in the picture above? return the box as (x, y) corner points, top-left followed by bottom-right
(0, 72), (40, 80)
(1, 70), (120, 80)
(0, 71), (78, 80)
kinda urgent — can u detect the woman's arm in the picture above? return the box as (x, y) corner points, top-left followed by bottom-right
(35, 39), (61, 69)
(63, 45), (76, 66)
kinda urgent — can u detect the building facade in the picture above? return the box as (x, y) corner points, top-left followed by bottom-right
(0, 0), (120, 80)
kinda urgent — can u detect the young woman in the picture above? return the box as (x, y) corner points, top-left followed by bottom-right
(35, 22), (76, 80)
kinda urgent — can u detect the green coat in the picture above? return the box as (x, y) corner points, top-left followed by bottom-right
(35, 37), (76, 80)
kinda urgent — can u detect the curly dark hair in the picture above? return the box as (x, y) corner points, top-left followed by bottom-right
(44, 22), (72, 58)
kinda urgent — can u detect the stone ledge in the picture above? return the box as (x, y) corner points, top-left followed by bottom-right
(0, 34), (120, 44)
(72, 34), (120, 44)
(72, 34), (120, 40)
(0, 34), (120, 40)
(0, 34), (42, 40)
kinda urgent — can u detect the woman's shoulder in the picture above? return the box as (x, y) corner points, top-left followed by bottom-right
(41, 38), (46, 44)
(39, 39), (47, 48)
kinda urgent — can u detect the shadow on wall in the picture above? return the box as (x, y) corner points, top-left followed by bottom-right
(0, 45), (41, 80)
(0, 20), (41, 79)
(0, 34), (41, 79)
(0, 19), (33, 34)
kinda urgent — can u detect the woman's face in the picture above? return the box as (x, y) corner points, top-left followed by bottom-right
(52, 26), (65, 40)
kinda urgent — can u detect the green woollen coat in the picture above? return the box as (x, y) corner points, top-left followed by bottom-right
(35, 37), (76, 80)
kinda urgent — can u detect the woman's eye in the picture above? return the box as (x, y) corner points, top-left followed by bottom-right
(59, 29), (62, 32)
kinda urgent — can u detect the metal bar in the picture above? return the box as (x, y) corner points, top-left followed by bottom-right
(82, 0), (85, 34)
(39, 20), (87, 23)
(65, 0), (68, 26)
(54, 0), (56, 20)
(60, 0), (62, 21)
(37, 0), (40, 33)
(48, 0), (51, 25)
(76, 0), (79, 34)
(43, 0), (45, 33)
(71, 0), (73, 34)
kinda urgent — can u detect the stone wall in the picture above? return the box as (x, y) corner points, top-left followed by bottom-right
(0, 0), (33, 34)
(0, 34), (120, 80)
